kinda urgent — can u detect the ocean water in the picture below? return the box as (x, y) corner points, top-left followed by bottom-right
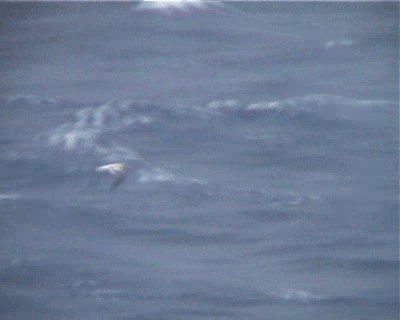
(0, 2), (398, 319)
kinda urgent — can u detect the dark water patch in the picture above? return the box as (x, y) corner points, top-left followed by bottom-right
(0, 197), (132, 252)
(243, 148), (349, 174)
(0, 197), (55, 227)
(0, 154), (94, 190)
(2, 95), (57, 108)
(177, 282), (274, 308)
(207, 96), (387, 128)
(150, 183), (218, 206)
(1, 95), (77, 133)
(290, 255), (399, 275)
(118, 225), (259, 246)
(318, 294), (399, 308)
(0, 252), (156, 297)
(251, 236), (390, 259)
(240, 208), (304, 223)
(0, 293), (51, 320)
(200, 256), (239, 266)
(311, 237), (391, 251)
(0, 258), (74, 288)
(253, 243), (309, 257)
(180, 291), (271, 308)
(124, 308), (235, 320)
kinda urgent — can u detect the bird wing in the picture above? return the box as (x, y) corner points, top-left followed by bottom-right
(96, 163), (124, 176)
(96, 163), (128, 191)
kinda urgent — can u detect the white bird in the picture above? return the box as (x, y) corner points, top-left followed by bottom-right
(96, 162), (129, 191)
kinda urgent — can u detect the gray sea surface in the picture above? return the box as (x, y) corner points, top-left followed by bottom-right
(0, 2), (399, 319)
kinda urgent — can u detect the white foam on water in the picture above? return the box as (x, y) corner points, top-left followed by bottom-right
(49, 125), (100, 151)
(136, 115), (153, 124)
(72, 280), (97, 289)
(137, 167), (206, 185)
(294, 94), (393, 107)
(75, 108), (92, 129)
(47, 100), (153, 161)
(324, 39), (354, 49)
(92, 104), (111, 128)
(203, 94), (394, 120)
(247, 100), (287, 112)
(207, 99), (240, 110)
(135, 0), (222, 12)
(137, 167), (178, 183)
(0, 194), (21, 201)
(6, 94), (56, 105)
(205, 95), (393, 117)
(279, 289), (323, 303)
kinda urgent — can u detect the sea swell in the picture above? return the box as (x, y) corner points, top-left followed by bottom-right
(1, 92), (394, 191)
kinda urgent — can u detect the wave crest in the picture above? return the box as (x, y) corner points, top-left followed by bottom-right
(324, 39), (354, 49)
(279, 289), (323, 303)
(205, 94), (394, 120)
(46, 100), (154, 161)
(138, 167), (206, 185)
(135, 0), (222, 13)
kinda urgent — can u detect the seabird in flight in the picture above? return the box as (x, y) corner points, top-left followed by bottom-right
(96, 162), (129, 191)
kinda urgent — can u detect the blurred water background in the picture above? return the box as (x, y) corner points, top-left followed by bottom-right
(0, 2), (398, 319)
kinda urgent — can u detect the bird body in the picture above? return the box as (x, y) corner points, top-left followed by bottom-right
(96, 162), (128, 191)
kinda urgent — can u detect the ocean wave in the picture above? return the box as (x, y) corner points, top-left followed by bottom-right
(291, 255), (399, 274)
(204, 94), (394, 120)
(206, 99), (240, 111)
(95, 145), (140, 162)
(324, 39), (354, 49)
(137, 167), (176, 183)
(135, 0), (222, 13)
(137, 167), (206, 185)
(47, 100), (154, 161)
(277, 288), (398, 308)
(5, 94), (57, 106)
(44, 99), (215, 183)
(275, 289), (394, 307)
(45, 94), (393, 157)
(71, 101), (155, 131)
(177, 281), (330, 308)
(278, 289), (323, 303)
(0, 194), (21, 201)
(42, 93), (394, 179)
(49, 125), (99, 152)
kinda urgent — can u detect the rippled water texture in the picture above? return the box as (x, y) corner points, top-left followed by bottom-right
(0, 2), (398, 320)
